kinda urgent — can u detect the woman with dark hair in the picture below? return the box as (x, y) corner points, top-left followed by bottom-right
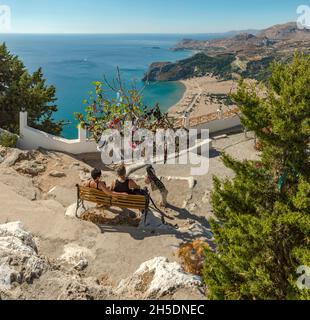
(85, 168), (126, 196)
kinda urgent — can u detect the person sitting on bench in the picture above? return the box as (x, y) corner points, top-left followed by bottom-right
(111, 164), (141, 195)
(85, 168), (126, 196)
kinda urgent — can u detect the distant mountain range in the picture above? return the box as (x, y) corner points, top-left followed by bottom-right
(143, 22), (310, 82)
(224, 29), (260, 36)
(188, 29), (260, 40)
(172, 22), (310, 53)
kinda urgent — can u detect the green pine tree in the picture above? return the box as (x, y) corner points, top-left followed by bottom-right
(0, 43), (63, 135)
(203, 53), (310, 300)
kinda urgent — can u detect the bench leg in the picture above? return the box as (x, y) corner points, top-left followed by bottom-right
(75, 199), (86, 218)
(75, 199), (80, 217)
(144, 193), (150, 224)
(81, 200), (86, 211)
(144, 209), (148, 224)
(76, 184), (82, 218)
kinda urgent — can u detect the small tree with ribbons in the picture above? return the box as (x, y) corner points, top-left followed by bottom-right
(74, 69), (174, 144)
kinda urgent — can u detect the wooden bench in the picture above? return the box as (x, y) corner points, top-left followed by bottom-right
(75, 185), (150, 222)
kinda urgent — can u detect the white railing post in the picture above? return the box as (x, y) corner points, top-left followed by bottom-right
(19, 111), (28, 135)
(78, 124), (87, 142)
(217, 107), (224, 120)
(182, 113), (190, 129)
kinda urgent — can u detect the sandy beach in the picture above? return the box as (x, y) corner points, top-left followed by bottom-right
(168, 76), (239, 120)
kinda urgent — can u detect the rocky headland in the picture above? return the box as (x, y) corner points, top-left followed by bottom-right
(143, 22), (310, 82)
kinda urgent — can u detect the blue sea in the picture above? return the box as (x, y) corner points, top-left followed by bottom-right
(0, 34), (219, 138)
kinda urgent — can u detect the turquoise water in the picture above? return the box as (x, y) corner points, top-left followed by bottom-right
(0, 34), (214, 138)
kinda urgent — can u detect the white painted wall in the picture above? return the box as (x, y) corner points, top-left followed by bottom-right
(191, 115), (241, 133)
(18, 112), (98, 154)
(15, 112), (241, 155)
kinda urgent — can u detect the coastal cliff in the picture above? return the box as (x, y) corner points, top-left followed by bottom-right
(143, 53), (235, 81)
(172, 22), (310, 53)
(143, 22), (310, 82)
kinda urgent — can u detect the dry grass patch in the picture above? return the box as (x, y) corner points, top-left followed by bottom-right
(177, 240), (209, 275)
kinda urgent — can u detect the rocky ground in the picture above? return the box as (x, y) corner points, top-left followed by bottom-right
(0, 131), (260, 300)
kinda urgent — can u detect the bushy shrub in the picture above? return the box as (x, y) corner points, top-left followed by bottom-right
(0, 132), (18, 148)
(203, 53), (310, 300)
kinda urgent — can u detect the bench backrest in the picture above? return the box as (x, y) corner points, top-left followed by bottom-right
(77, 185), (148, 210)
(78, 186), (111, 207)
(112, 194), (147, 210)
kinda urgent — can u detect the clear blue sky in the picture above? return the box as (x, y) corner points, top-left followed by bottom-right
(3, 0), (304, 33)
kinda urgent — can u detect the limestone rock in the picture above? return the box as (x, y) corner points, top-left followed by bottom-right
(1, 149), (33, 167)
(116, 257), (202, 299)
(188, 177), (196, 189)
(18, 269), (114, 300)
(58, 243), (95, 271)
(0, 146), (7, 157)
(0, 222), (48, 291)
(166, 176), (196, 189)
(74, 260), (89, 271)
(47, 186), (76, 207)
(0, 167), (40, 201)
(57, 278), (93, 300)
(202, 191), (211, 204)
(79, 170), (90, 183)
(65, 202), (90, 218)
(49, 170), (66, 178)
(57, 276), (113, 300)
(188, 203), (198, 212)
(15, 160), (46, 176)
(185, 193), (193, 202)
(69, 162), (81, 170)
(0, 221), (37, 249)
(35, 199), (65, 215)
(79, 167), (90, 173)
(179, 221), (214, 240)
